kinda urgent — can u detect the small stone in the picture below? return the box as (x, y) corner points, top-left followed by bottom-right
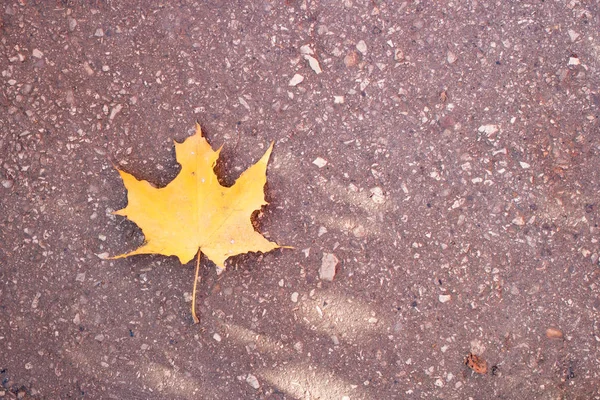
(304, 55), (322, 74)
(331, 335), (340, 345)
(95, 28), (104, 37)
(568, 56), (580, 66)
(288, 73), (304, 86)
(352, 225), (366, 238)
(293, 341), (303, 353)
(213, 333), (222, 342)
(370, 187), (386, 204)
(67, 16), (77, 31)
(413, 19), (424, 29)
(96, 252), (109, 259)
(94, 334), (105, 342)
(31, 292), (41, 309)
(25, 362), (33, 370)
(434, 378), (444, 387)
(291, 292), (299, 303)
(568, 29), (579, 42)
(356, 40), (368, 55)
(439, 294), (452, 303)
(141, 344), (149, 350)
(344, 51), (359, 67)
(319, 253), (338, 281)
(334, 96), (344, 104)
(478, 124), (499, 136)
(546, 328), (563, 339)
(32, 49), (44, 59)
(83, 62), (94, 76)
(519, 161), (530, 169)
(394, 48), (404, 61)
(238, 97), (250, 110)
(318, 226), (327, 237)
(100, 362), (109, 368)
(1, 179), (14, 189)
(447, 50), (457, 64)
(512, 215), (525, 226)
(183, 292), (193, 302)
(109, 104), (123, 121)
(21, 84), (33, 95)
(73, 313), (81, 325)
(300, 44), (314, 55)
(246, 374), (260, 389)
(312, 157), (327, 168)
(76, 273), (86, 282)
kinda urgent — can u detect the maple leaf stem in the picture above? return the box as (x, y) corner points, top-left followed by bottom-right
(191, 251), (202, 324)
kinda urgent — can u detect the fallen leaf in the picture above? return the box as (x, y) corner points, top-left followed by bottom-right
(113, 123), (282, 267)
(465, 353), (488, 374)
(112, 123), (285, 321)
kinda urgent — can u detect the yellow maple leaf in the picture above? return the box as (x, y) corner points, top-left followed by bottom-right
(112, 123), (284, 322)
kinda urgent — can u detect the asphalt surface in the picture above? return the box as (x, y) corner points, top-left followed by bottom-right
(1, 1), (600, 399)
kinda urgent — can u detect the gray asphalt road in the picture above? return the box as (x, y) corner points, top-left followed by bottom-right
(1, 1), (599, 399)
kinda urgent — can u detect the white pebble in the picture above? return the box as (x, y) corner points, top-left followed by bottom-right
(519, 161), (530, 169)
(246, 374), (260, 389)
(288, 73), (304, 86)
(439, 294), (452, 303)
(213, 333), (222, 342)
(32, 49), (44, 59)
(291, 292), (299, 303)
(370, 187), (386, 204)
(319, 253), (338, 281)
(356, 40), (368, 54)
(447, 50), (457, 64)
(512, 216), (525, 226)
(95, 28), (104, 37)
(478, 124), (499, 136)
(304, 55), (322, 74)
(568, 29), (579, 42)
(312, 157), (327, 168)
(300, 44), (314, 55)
